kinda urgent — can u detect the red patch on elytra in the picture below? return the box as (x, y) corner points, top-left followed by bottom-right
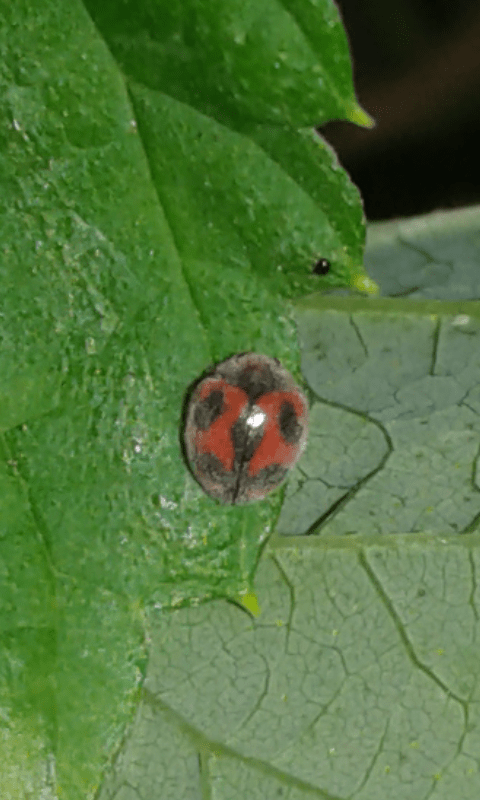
(195, 382), (248, 471)
(247, 391), (306, 476)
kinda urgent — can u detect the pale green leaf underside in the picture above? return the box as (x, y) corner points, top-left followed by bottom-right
(99, 543), (480, 800)
(279, 296), (480, 535)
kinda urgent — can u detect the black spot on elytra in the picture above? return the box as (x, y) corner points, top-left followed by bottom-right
(236, 362), (278, 401)
(234, 462), (288, 503)
(195, 452), (237, 503)
(279, 401), (302, 443)
(193, 389), (224, 430)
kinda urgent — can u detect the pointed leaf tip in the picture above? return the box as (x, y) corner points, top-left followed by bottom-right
(348, 105), (376, 129)
(352, 273), (380, 295)
(237, 591), (261, 617)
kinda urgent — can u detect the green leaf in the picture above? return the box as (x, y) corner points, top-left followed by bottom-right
(83, 0), (363, 128)
(0, 0), (371, 796)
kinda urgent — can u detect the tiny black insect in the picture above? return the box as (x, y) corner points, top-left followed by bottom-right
(312, 258), (331, 276)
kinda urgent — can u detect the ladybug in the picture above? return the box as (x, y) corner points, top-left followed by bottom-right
(183, 353), (309, 504)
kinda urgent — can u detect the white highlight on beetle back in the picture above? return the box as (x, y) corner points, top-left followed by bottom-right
(246, 408), (266, 430)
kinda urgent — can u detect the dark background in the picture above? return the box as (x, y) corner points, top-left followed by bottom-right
(320, 0), (480, 221)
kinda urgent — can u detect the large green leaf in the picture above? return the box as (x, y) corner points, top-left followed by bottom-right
(0, 0), (373, 796)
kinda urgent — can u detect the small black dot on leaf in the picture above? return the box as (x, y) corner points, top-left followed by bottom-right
(312, 258), (331, 275)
